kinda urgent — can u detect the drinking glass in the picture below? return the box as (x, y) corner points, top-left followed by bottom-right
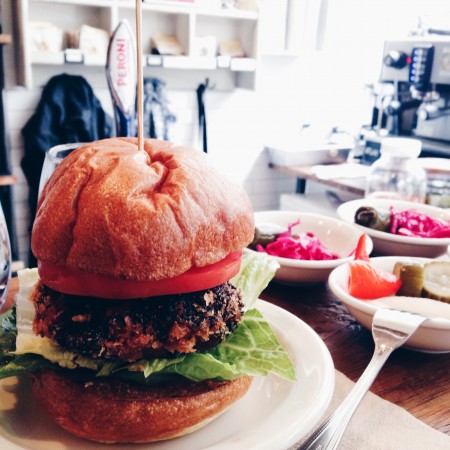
(0, 201), (11, 311)
(38, 143), (85, 198)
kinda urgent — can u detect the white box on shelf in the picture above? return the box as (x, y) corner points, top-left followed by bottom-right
(29, 22), (64, 54)
(64, 49), (84, 64)
(147, 54), (163, 66)
(77, 25), (110, 58)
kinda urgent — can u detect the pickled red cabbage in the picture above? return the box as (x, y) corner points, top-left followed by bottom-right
(256, 220), (339, 260)
(390, 208), (450, 238)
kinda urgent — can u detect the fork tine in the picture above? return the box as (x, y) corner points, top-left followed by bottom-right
(372, 309), (428, 350)
(373, 308), (429, 331)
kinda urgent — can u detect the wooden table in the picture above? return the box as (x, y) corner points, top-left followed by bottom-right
(2, 276), (449, 436)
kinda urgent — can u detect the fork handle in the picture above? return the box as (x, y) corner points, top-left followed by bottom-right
(297, 346), (393, 450)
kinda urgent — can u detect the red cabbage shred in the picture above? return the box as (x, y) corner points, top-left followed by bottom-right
(256, 220), (339, 260)
(389, 208), (450, 238)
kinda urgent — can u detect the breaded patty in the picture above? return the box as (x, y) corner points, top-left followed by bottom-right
(31, 281), (244, 362)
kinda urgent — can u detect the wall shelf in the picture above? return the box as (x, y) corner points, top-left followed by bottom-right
(15, 0), (263, 89)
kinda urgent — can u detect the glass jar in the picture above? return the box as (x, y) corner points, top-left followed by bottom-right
(426, 174), (450, 208)
(365, 137), (427, 203)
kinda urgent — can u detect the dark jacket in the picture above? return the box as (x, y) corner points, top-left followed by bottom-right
(21, 73), (112, 266)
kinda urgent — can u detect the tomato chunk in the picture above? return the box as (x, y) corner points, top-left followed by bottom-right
(354, 234), (370, 262)
(348, 260), (402, 300)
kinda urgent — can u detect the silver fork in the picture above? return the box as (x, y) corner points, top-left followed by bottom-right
(297, 308), (428, 450)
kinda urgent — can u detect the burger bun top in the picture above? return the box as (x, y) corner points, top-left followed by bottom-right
(32, 138), (254, 282)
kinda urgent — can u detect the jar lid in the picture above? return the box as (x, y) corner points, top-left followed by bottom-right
(380, 137), (422, 158)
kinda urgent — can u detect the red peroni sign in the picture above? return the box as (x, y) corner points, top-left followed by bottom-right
(106, 19), (136, 116)
(116, 38), (128, 86)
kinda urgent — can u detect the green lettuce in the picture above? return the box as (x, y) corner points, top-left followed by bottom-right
(231, 252), (280, 309)
(0, 307), (16, 366)
(0, 353), (55, 378)
(0, 253), (295, 382)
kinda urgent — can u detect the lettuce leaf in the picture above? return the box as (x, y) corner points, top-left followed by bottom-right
(0, 353), (55, 378)
(0, 253), (296, 382)
(211, 309), (296, 380)
(0, 307), (16, 365)
(232, 252), (279, 309)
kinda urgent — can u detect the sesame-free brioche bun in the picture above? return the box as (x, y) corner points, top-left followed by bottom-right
(32, 138), (254, 282)
(30, 370), (252, 444)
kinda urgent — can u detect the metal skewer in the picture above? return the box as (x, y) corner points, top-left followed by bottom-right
(135, 0), (144, 150)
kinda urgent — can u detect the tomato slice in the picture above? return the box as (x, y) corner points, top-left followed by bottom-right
(38, 252), (243, 299)
(354, 234), (370, 262)
(348, 260), (402, 300)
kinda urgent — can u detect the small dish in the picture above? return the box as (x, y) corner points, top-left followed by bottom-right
(328, 256), (450, 353)
(244, 210), (373, 285)
(337, 198), (450, 258)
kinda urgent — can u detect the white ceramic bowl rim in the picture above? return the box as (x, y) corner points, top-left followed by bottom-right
(246, 249), (354, 268)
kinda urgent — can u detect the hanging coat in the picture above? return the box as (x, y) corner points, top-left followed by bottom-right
(21, 73), (112, 266)
(143, 77), (176, 140)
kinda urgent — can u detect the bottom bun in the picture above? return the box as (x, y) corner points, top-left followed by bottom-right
(30, 370), (252, 444)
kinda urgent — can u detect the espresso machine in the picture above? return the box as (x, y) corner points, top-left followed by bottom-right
(358, 34), (450, 163)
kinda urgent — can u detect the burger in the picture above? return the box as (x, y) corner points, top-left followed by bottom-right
(0, 138), (295, 443)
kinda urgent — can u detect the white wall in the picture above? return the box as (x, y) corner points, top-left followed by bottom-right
(3, 0), (450, 264)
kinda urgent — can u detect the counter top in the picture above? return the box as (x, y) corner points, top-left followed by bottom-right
(270, 162), (367, 196)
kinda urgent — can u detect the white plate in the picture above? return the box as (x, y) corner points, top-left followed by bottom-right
(0, 300), (334, 450)
(337, 198), (450, 258)
(328, 256), (450, 353)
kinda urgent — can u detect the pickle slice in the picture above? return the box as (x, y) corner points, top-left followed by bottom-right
(393, 261), (424, 297)
(422, 261), (450, 303)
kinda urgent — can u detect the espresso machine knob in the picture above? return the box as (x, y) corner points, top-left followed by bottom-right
(384, 50), (408, 69)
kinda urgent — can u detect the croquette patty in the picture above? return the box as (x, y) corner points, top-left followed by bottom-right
(31, 281), (244, 362)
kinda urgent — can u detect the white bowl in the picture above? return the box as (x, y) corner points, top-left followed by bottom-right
(337, 198), (450, 258)
(244, 210), (373, 285)
(328, 256), (450, 353)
